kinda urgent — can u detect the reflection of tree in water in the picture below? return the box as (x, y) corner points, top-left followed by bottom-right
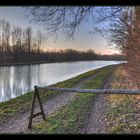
(12, 65), (37, 100)
(0, 66), (31, 101)
(16, 64), (41, 94)
(11, 66), (26, 97)
(0, 64), (42, 102)
(30, 64), (40, 89)
(16, 65), (33, 94)
(0, 67), (13, 101)
(27, 65), (31, 91)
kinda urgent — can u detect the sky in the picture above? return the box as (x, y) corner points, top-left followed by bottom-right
(0, 6), (120, 55)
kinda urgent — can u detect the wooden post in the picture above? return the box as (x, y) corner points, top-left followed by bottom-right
(28, 86), (36, 129)
(28, 86), (46, 129)
(36, 86), (46, 120)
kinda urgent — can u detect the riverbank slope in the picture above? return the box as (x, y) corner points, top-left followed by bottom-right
(1, 63), (139, 134)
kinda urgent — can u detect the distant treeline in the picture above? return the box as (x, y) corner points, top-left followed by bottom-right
(45, 49), (124, 62)
(0, 19), (123, 64)
(0, 19), (46, 63)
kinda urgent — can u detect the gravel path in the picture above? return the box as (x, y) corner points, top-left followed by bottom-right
(0, 70), (101, 134)
(85, 68), (114, 134)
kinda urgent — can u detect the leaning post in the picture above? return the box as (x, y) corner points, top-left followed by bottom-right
(36, 86), (46, 121)
(28, 85), (37, 129)
(28, 85), (46, 129)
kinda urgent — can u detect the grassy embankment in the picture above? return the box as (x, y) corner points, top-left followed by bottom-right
(0, 64), (116, 129)
(105, 65), (140, 134)
(31, 65), (116, 133)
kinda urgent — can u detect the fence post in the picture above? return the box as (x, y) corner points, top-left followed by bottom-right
(28, 85), (46, 129)
(36, 86), (46, 121)
(28, 86), (37, 129)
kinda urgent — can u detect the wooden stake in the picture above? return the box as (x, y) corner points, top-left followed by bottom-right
(28, 86), (46, 129)
(36, 86), (46, 120)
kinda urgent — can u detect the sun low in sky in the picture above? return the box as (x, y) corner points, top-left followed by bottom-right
(0, 6), (120, 55)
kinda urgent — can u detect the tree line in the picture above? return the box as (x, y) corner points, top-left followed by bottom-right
(0, 18), (123, 64)
(44, 49), (123, 62)
(0, 19), (45, 63)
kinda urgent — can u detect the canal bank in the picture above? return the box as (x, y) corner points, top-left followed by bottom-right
(0, 64), (119, 133)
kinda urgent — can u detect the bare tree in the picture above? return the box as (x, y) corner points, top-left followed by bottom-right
(0, 19), (11, 62)
(25, 7), (94, 38)
(0, 20), (3, 62)
(36, 30), (42, 59)
(25, 27), (32, 61)
(5, 21), (11, 62)
(99, 7), (140, 88)
(11, 26), (23, 62)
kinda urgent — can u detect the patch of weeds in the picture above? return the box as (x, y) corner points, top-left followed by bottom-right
(31, 65), (116, 133)
(108, 123), (126, 134)
(106, 65), (140, 134)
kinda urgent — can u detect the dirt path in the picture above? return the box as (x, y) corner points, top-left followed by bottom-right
(84, 68), (114, 134)
(0, 70), (101, 134)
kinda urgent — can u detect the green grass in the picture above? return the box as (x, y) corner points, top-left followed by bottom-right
(32, 93), (95, 133)
(84, 66), (113, 89)
(31, 65), (115, 134)
(105, 65), (140, 134)
(107, 95), (139, 134)
(52, 67), (102, 88)
(0, 65), (115, 124)
(107, 97), (135, 121)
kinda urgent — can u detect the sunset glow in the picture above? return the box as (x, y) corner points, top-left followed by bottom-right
(0, 7), (120, 55)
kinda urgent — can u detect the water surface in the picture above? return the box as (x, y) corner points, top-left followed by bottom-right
(0, 60), (123, 102)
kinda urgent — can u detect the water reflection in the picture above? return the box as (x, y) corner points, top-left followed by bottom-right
(0, 61), (123, 102)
